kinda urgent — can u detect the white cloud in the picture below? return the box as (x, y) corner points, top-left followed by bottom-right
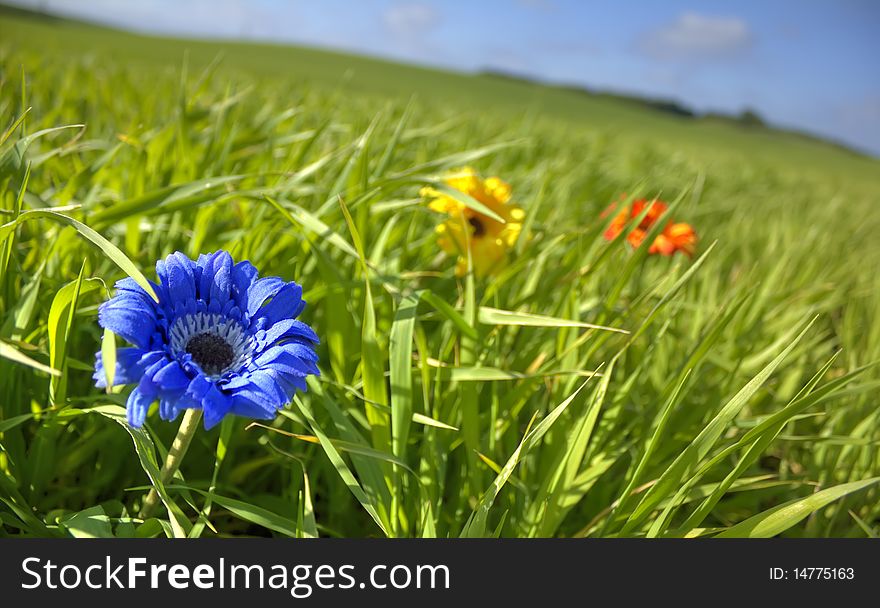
(383, 3), (439, 38)
(639, 12), (753, 60)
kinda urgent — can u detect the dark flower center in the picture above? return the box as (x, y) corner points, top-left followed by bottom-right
(468, 216), (486, 237)
(186, 333), (234, 375)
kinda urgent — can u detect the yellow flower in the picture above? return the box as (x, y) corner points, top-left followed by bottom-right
(421, 167), (524, 277)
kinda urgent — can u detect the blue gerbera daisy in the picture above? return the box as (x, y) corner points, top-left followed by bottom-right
(94, 251), (320, 429)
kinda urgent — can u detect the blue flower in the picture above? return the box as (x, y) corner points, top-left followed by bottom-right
(94, 251), (320, 429)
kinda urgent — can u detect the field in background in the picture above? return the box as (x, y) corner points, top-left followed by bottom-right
(1, 8), (879, 538)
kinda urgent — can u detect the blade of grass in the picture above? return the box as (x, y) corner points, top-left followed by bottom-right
(716, 478), (880, 538)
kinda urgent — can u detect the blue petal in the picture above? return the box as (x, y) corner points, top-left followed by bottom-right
(249, 369), (289, 403)
(253, 319), (319, 352)
(246, 277), (286, 319)
(159, 398), (182, 422)
(183, 374), (231, 428)
(274, 354), (320, 378)
(218, 372), (253, 390)
(255, 282), (304, 325)
(98, 301), (158, 349)
(126, 387), (153, 427)
(225, 368), (284, 401)
(113, 277), (153, 298)
(195, 251), (231, 306)
(227, 381), (284, 413)
(192, 263), (204, 300)
(102, 295), (157, 319)
(270, 372), (307, 397)
(201, 385), (233, 429)
(185, 374), (214, 402)
(152, 360), (191, 391)
(172, 384), (204, 412)
(221, 299), (243, 323)
(136, 355), (170, 399)
(210, 251), (234, 306)
(117, 275), (166, 307)
(195, 253), (212, 300)
(137, 350), (167, 368)
(254, 343), (320, 375)
(279, 319), (320, 345)
(164, 252), (197, 303)
(230, 394), (280, 419)
(93, 347), (147, 388)
(230, 261), (258, 310)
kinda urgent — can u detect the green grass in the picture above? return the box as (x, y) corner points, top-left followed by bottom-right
(1, 9), (878, 539)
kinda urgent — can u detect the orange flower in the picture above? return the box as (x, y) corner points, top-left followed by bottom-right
(651, 222), (698, 256)
(602, 198), (697, 257)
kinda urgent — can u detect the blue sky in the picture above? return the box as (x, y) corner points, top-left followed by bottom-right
(10, 0), (880, 155)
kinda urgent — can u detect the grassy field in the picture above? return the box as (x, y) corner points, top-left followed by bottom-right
(1, 8), (879, 539)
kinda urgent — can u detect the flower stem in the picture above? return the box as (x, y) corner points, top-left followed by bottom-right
(139, 408), (202, 520)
